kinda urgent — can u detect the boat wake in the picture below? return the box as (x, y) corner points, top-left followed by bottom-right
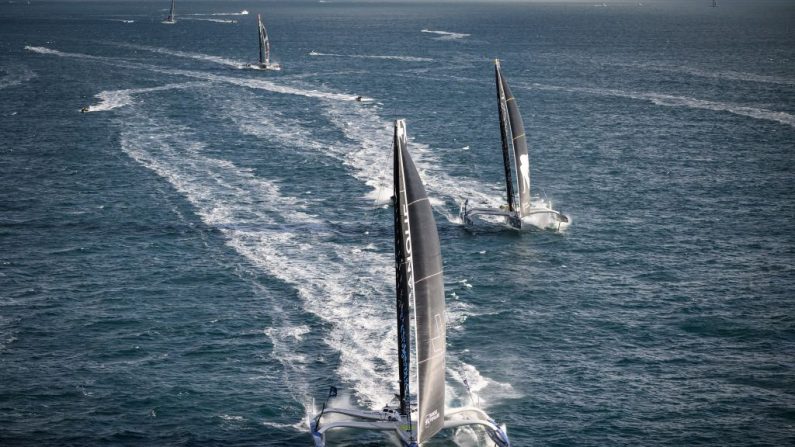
(26, 45), (360, 103)
(181, 18), (238, 24)
(612, 61), (795, 86)
(525, 82), (795, 128)
(309, 50), (433, 62)
(188, 10), (249, 16)
(105, 42), (246, 69)
(421, 28), (471, 40)
(86, 82), (206, 112)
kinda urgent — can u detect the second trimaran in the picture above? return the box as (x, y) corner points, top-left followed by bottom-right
(162, 0), (176, 24)
(246, 13), (281, 70)
(461, 59), (569, 230)
(310, 120), (511, 447)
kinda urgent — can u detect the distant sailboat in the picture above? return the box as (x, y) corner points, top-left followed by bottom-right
(246, 14), (281, 70)
(310, 120), (511, 447)
(712, 0), (717, 7)
(461, 59), (569, 230)
(162, 0), (176, 24)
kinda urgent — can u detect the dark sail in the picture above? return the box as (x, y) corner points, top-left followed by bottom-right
(495, 60), (517, 213)
(393, 120), (446, 443)
(496, 60), (532, 216)
(166, 0), (175, 22)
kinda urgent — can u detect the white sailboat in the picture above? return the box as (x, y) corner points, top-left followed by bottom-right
(162, 0), (176, 24)
(310, 120), (511, 447)
(461, 59), (568, 230)
(246, 14), (281, 70)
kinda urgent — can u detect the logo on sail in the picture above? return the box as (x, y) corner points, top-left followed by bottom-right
(424, 409), (440, 427)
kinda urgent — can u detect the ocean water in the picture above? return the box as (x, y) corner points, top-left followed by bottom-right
(1, 0), (794, 445)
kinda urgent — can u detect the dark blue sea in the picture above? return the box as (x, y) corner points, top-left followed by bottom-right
(1, 0), (793, 445)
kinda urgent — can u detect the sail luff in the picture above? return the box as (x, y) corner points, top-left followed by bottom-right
(498, 63), (532, 216)
(393, 120), (412, 418)
(393, 120), (446, 444)
(495, 59), (517, 213)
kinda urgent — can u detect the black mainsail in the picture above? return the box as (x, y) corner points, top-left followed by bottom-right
(257, 14), (270, 66)
(495, 59), (532, 217)
(393, 120), (446, 443)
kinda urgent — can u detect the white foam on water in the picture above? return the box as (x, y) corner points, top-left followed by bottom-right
(421, 29), (471, 40)
(261, 420), (304, 431)
(309, 50), (433, 62)
(526, 82), (795, 128)
(116, 102), (404, 410)
(448, 363), (519, 410)
(321, 100), (501, 212)
(109, 42), (246, 68)
(159, 67), (362, 102)
(219, 414), (244, 421)
(188, 10), (249, 16)
(25, 45), (106, 62)
(612, 61), (795, 86)
(0, 63), (36, 90)
(182, 18), (238, 24)
(87, 82), (205, 112)
(26, 45), (363, 103)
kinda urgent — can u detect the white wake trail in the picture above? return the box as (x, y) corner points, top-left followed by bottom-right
(525, 82), (795, 128)
(86, 82), (206, 112)
(25, 45), (364, 103)
(421, 29), (471, 40)
(108, 42), (246, 68)
(309, 50), (433, 62)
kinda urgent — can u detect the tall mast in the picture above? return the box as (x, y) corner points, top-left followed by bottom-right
(393, 120), (412, 418)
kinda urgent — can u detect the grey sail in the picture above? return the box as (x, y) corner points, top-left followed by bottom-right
(166, 0), (175, 22)
(496, 59), (532, 217)
(258, 14), (270, 66)
(393, 120), (446, 443)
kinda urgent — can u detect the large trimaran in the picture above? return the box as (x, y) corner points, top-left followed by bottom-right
(162, 0), (176, 24)
(310, 120), (511, 447)
(461, 60), (568, 230)
(246, 14), (281, 71)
